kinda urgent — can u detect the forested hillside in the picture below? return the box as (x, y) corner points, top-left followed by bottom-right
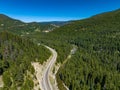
(0, 31), (50, 90)
(25, 9), (120, 90)
(56, 9), (120, 90)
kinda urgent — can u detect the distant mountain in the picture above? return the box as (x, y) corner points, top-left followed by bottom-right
(0, 14), (58, 35)
(39, 21), (70, 26)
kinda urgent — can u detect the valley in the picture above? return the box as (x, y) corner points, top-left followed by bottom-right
(0, 9), (120, 90)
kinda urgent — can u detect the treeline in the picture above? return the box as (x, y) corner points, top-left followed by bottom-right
(0, 31), (50, 90)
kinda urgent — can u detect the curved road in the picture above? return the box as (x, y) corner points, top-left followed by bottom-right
(41, 46), (57, 90)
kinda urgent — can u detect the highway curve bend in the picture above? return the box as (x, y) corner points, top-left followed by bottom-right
(41, 46), (57, 90)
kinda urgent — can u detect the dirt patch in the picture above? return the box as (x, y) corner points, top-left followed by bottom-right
(32, 62), (44, 90)
(0, 76), (3, 88)
(32, 55), (52, 90)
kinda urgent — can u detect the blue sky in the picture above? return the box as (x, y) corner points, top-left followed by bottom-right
(0, 0), (120, 22)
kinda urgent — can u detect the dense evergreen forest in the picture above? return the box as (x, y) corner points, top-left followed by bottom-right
(25, 9), (120, 90)
(0, 31), (50, 90)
